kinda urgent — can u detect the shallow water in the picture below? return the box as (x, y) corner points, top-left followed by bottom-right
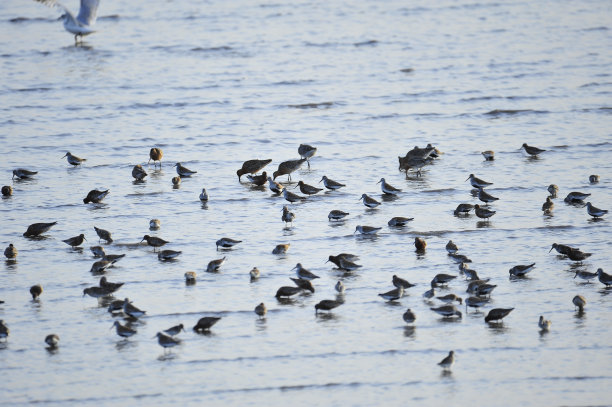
(1, 0), (611, 405)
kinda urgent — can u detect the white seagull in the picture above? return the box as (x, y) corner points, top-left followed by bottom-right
(34, 0), (101, 44)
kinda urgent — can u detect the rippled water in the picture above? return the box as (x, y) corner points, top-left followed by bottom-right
(1, 0), (611, 405)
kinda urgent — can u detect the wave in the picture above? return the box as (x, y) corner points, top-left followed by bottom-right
(287, 102), (335, 109)
(484, 109), (549, 116)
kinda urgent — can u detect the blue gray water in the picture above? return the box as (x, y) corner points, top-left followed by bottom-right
(1, 0), (611, 405)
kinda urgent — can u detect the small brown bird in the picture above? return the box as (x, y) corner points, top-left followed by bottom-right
(193, 316), (221, 333)
(93, 226), (112, 243)
(481, 150), (494, 161)
(542, 197), (554, 213)
(402, 309), (416, 324)
(206, 256), (226, 272)
(163, 324), (185, 336)
(4, 244), (17, 259)
(572, 295), (586, 312)
(99, 276), (124, 293)
(275, 286), (302, 298)
(132, 164), (148, 181)
(62, 152), (86, 166)
(290, 277), (315, 293)
(328, 210), (349, 221)
(149, 148), (163, 167)
(112, 321), (137, 338)
(474, 204), (496, 220)
(172, 176), (181, 187)
(246, 171), (268, 186)
(295, 180), (323, 195)
(45, 334), (60, 348)
(141, 235), (169, 252)
(548, 184), (559, 198)
(0, 320), (9, 341)
(30, 284), (43, 300)
(484, 308), (514, 323)
(254, 303), (267, 318)
(272, 243), (290, 255)
(83, 189), (109, 204)
(273, 158), (306, 181)
(1, 185), (12, 196)
(90, 259), (116, 274)
(438, 351), (455, 371)
(314, 299), (342, 313)
(414, 237), (427, 252)
(521, 143), (546, 157)
(23, 221), (57, 237)
(83, 286), (115, 298)
(237, 159), (272, 181)
(184, 271), (197, 284)
(298, 144), (317, 168)
(12, 168), (37, 179)
(453, 203), (474, 215)
(63, 234), (86, 248)
(445, 240), (458, 254)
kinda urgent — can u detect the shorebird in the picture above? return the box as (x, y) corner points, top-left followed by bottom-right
(112, 321), (136, 338)
(149, 219), (161, 230)
(272, 243), (290, 255)
(597, 268), (612, 286)
(319, 176), (346, 190)
(586, 202), (607, 218)
(548, 184), (559, 198)
(293, 263), (319, 281)
(431, 273), (457, 286)
(538, 316), (551, 331)
(93, 226), (112, 243)
(474, 204), (496, 220)
(193, 317), (221, 332)
(542, 197), (554, 213)
(275, 286), (303, 298)
(437, 294), (463, 305)
(4, 244), (17, 259)
(359, 193), (381, 208)
(430, 305), (462, 318)
(1, 185), (12, 196)
(448, 253), (472, 263)
(453, 203), (474, 215)
(12, 168), (37, 179)
(328, 210), (349, 221)
(397, 155), (433, 177)
(83, 286), (114, 298)
(254, 303), (267, 318)
(249, 267), (260, 281)
(438, 351), (455, 371)
(141, 235), (168, 251)
(335, 281), (345, 293)
(477, 187), (499, 205)
(158, 250), (182, 261)
(0, 320), (9, 341)
(149, 148), (163, 167)
(589, 174), (600, 183)
(247, 171), (268, 186)
(295, 180), (323, 195)
(283, 188), (306, 203)
(45, 334), (60, 348)
(521, 143), (545, 157)
(566, 249), (592, 262)
(298, 144), (317, 168)
(89, 259), (115, 274)
(122, 298), (146, 319)
(237, 159), (272, 181)
(267, 176), (284, 194)
(290, 277), (315, 293)
(414, 237), (427, 252)
(402, 309), (416, 323)
(481, 150), (495, 161)
(315, 299), (343, 313)
(465, 296), (489, 311)
(184, 271), (197, 284)
(466, 174), (493, 188)
(354, 225), (382, 235)
(199, 188), (209, 202)
(273, 158), (306, 181)
(34, 0), (100, 44)
(459, 263), (480, 281)
(549, 243), (579, 256)
(574, 270), (598, 283)
(378, 286), (404, 302)
(63, 233), (86, 248)
(572, 295), (586, 311)
(564, 191), (590, 203)
(466, 280), (490, 294)
(326, 255), (361, 271)
(163, 324), (185, 336)
(107, 299), (124, 313)
(216, 237), (242, 250)
(377, 178), (401, 195)
(445, 240), (458, 254)
(174, 162), (197, 177)
(30, 284), (43, 300)
(99, 276), (124, 292)
(171, 176), (181, 187)
(388, 216), (413, 227)
(83, 189), (108, 204)
(132, 165), (147, 181)
(474, 283), (497, 297)
(509, 263), (535, 277)
(326, 253), (359, 268)
(392, 275), (415, 290)
(206, 257), (226, 272)
(484, 308), (514, 323)
(62, 151), (86, 166)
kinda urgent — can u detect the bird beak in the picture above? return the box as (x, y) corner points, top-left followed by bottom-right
(324, 259), (329, 263)
(140, 237), (145, 243)
(318, 178), (323, 183)
(61, 153), (67, 158)
(548, 246), (554, 253)
(465, 176), (470, 181)
(376, 180), (381, 184)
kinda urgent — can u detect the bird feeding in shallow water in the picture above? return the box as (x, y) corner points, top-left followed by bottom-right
(438, 351), (455, 371)
(237, 159), (272, 181)
(521, 143), (546, 157)
(359, 193), (380, 208)
(377, 178), (401, 195)
(62, 151), (86, 166)
(586, 202), (607, 219)
(328, 210), (349, 221)
(484, 308), (514, 323)
(216, 237), (242, 250)
(273, 159), (306, 181)
(298, 144), (317, 168)
(33, 0), (101, 44)
(132, 165), (147, 181)
(319, 176), (345, 190)
(83, 189), (108, 204)
(174, 162), (197, 177)
(149, 148), (163, 167)
(354, 225), (381, 235)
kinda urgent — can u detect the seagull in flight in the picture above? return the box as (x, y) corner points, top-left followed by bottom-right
(34, 0), (100, 44)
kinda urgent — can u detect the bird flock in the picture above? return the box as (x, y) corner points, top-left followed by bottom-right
(1, 142), (610, 370)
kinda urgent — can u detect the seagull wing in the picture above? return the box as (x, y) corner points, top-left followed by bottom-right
(34, 0), (78, 24)
(77, 0), (100, 26)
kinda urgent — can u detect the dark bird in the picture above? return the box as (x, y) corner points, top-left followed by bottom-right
(484, 308), (514, 323)
(597, 268), (612, 287)
(326, 255), (361, 271)
(174, 162), (197, 177)
(282, 205), (296, 226)
(315, 299), (342, 313)
(393, 275), (415, 289)
(12, 168), (37, 179)
(402, 309), (416, 323)
(63, 233), (86, 248)
(378, 286), (404, 302)
(564, 191), (590, 203)
(247, 171), (268, 186)
(62, 151), (86, 166)
(430, 305), (462, 318)
(437, 294), (463, 305)
(388, 217), (413, 227)
(193, 317), (221, 333)
(431, 274), (457, 286)
(572, 295), (586, 312)
(453, 203), (474, 215)
(477, 187), (499, 205)
(1, 185), (12, 196)
(30, 284), (43, 300)
(132, 164), (147, 181)
(237, 159), (272, 181)
(0, 320), (8, 341)
(328, 210), (349, 221)
(474, 204), (496, 220)
(293, 263), (319, 280)
(549, 243), (579, 256)
(156, 332), (181, 350)
(90, 259), (116, 274)
(83, 189), (109, 204)
(206, 257), (226, 273)
(99, 276), (124, 292)
(521, 143), (546, 156)
(254, 303), (267, 318)
(93, 226), (112, 243)
(509, 263), (535, 277)
(290, 277), (315, 293)
(295, 180), (323, 195)
(275, 286), (302, 298)
(273, 158), (306, 181)
(298, 144), (317, 168)
(83, 286), (115, 298)
(23, 221), (57, 237)
(4, 244), (17, 259)
(586, 202), (608, 218)
(438, 351), (455, 371)
(465, 296), (489, 311)
(163, 324), (185, 336)
(414, 237), (427, 252)
(216, 237), (242, 250)
(122, 298), (146, 318)
(149, 148), (163, 167)
(45, 334), (59, 348)
(319, 176), (346, 190)
(112, 321), (137, 338)
(158, 250), (182, 261)
(141, 235), (169, 251)
(566, 249), (592, 262)
(466, 174), (492, 188)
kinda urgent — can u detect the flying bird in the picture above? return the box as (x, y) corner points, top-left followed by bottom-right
(34, 0), (101, 44)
